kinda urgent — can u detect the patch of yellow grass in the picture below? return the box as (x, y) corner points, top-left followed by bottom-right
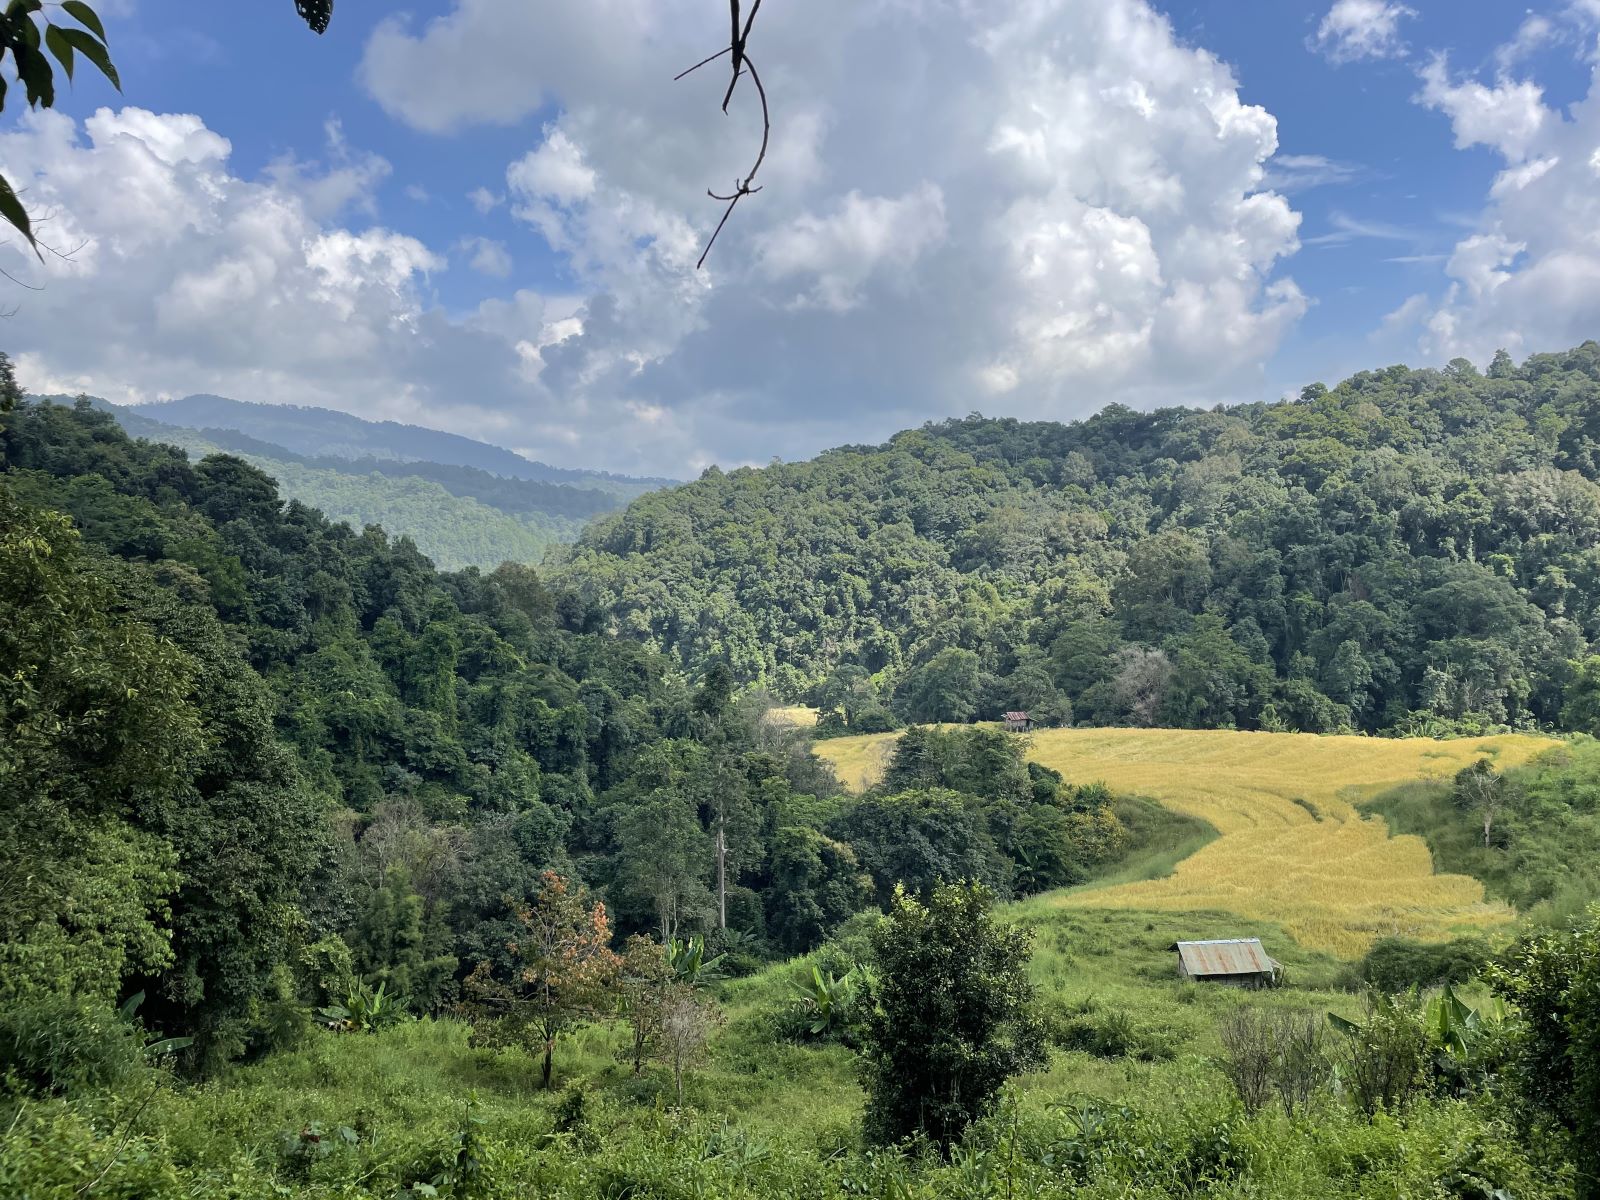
(814, 730), (901, 790)
(816, 726), (1562, 958)
(765, 705), (819, 729)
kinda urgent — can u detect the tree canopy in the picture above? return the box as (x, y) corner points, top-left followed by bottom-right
(559, 342), (1600, 736)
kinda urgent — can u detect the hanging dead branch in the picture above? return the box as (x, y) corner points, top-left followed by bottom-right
(678, 1), (770, 269)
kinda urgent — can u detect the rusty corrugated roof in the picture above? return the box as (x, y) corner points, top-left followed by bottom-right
(1172, 938), (1278, 976)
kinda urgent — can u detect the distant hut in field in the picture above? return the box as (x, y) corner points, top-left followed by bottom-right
(1170, 939), (1282, 987)
(1003, 711), (1032, 732)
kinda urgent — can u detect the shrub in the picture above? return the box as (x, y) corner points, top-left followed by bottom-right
(1217, 1009), (1274, 1114)
(0, 993), (142, 1097)
(1047, 1003), (1177, 1062)
(861, 882), (1047, 1150)
(1271, 1010), (1331, 1118)
(1218, 1007), (1332, 1117)
(550, 1083), (599, 1151)
(399, 1099), (489, 1199)
(296, 933), (357, 1007)
(1362, 936), (1493, 993)
(1329, 993), (1428, 1118)
(617, 934), (672, 1076)
(1489, 906), (1600, 1198)
(708, 925), (766, 977)
(658, 987), (721, 1107)
(1169, 1110), (1251, 1194)
(278, 1122), (361, 1181)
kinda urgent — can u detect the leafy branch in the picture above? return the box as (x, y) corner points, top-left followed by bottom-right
(294, 1), (332, 36)
(0, 0), (120, 256)
(0, 1), (327, 273)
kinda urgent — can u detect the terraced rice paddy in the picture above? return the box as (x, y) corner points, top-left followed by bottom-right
(816, 726), (1561, 958)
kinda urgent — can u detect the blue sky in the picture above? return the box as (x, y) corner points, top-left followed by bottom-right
(1167, 0), (1599, 386)
(3, 0), (1598, 475)
(88, 1), (572, 309)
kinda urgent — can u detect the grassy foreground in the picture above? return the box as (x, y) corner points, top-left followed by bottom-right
(7, 900), (1569, 1198)
(817, 727), (1560, 957)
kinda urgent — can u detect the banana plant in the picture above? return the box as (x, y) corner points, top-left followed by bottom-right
(1326, 988), (1419, 1037)
(792, 964), (862, 1039)
(1424, 984), (1507, 1058)
(1423, 984), (1509, 1095)
(666, 935), (727, 988)
(319, 979), (404, 1033)
(118, 990), (194, 1060)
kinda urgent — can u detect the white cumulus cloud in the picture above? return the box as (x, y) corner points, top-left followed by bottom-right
(1313, 0), (1416, 64)
(0, 108), (533, 445)
(4, 0), (1311, 476)
(1397, 49), (1600, 364)
(759, 185), (948, 312)
(459, 236), (513, 278)
(1417, 57), (1551, 161)
(357, 0), (1308, 467)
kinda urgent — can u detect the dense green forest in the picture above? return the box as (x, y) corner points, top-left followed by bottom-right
(561, 343), (1600, 737)
(106, 421), (590, 570)
(212, 457), (589, 571)
(0, 389), (1133, 1061)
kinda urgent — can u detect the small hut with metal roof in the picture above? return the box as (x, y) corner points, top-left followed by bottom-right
(1170, 938), (1282, 987)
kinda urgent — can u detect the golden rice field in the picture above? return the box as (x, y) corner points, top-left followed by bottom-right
(815, 726), (1561, 958)
(765, 705), (820, 728)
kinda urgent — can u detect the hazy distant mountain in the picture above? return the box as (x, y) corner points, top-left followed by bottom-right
(31, 393), (673, 571)
(125, 394), (676, 497)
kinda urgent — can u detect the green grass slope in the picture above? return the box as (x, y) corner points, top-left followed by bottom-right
(7, 900), (1570, 1198)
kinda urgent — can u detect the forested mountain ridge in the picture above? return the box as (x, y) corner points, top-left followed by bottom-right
(559, 342), (1600, 735)
(28, 395), (666, 571)
(124, 393), (676, 495)
(85, 401), (628, 518)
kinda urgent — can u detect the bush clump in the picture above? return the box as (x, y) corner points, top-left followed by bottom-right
(1046, 1001), (1179, 1062)
(1359, 936), (1492, 993)
(0, 993), (143, 1098)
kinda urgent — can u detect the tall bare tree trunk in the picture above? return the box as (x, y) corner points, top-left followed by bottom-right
(716, 818), (727, 930)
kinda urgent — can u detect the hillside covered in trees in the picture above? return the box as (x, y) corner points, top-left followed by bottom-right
(559, 343), (1600, 736)
(28, 395), (671, 571)
(1, 387), (1138, 1070)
